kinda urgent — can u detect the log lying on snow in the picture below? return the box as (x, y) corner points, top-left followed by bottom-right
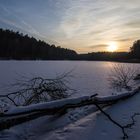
(0, 86), (140, 131)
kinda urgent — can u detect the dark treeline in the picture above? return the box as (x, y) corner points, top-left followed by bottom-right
(130, 40), (140, 59)
(0, 28), (139, 61)
(79, 52), (129, 61)
(0, 28), (77, 60)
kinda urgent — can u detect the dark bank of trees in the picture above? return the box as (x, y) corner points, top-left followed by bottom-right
(79, 52), (129, 61)
(0, 28), (77, 60)
(130, 40), (140, 59)
(0, 28), (139, 61)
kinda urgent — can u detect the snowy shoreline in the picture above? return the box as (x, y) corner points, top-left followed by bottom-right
(0, 86), (140, 140)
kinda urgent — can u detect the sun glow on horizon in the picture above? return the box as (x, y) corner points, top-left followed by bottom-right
(107, 42), (118, 52)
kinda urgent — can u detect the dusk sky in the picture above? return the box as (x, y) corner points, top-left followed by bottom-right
(0, 0), (140, 53)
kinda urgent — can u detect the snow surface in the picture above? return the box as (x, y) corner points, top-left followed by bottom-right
(0, 61), (139, 96)
(0, 61), (140, 140)
(1, 89), (140, 140)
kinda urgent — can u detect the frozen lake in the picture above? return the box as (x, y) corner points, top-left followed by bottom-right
(0, 61), (139, 96)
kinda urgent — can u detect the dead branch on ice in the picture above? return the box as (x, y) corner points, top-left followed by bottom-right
(0, 72), (75, 107)
(0, 86), (140, 132)
(95, 102), (140, 139)
(94, 102), (129, 139)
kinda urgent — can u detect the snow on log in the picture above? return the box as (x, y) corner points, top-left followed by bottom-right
(5, 94), (97, 116)
(1, 87), (140, 117)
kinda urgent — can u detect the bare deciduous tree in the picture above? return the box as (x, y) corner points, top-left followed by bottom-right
(108, 64), (139, 91)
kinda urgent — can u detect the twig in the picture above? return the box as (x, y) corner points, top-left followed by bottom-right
(94, 102), (140, 139)
(124, 113), (140, 129)
(94, 103), (128, 139)
(0, 74), (75, 106)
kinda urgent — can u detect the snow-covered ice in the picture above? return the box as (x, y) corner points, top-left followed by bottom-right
(0, 61), (139, 96)
(0, 61), (140, 140)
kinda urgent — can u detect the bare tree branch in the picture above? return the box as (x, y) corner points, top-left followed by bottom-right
(108, 64), (139, 91)
(0, 72), (75, 109)
(94, 103), (140, 139)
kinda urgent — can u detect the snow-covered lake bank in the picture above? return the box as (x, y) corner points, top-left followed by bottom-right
(0, 61), (139, 96)
(0, 87), (140, 140)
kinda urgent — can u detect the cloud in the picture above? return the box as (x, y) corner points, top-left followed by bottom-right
(114, 38), (134, 42)
(89, 44), (108, 49)
(125, 20), (140, 28)
(0, 4), (45, 39)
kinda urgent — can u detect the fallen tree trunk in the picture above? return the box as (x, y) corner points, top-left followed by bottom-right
(0, 86), (140, 131)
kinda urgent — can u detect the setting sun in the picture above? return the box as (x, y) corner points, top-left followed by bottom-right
(107, 42), (118, 52)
